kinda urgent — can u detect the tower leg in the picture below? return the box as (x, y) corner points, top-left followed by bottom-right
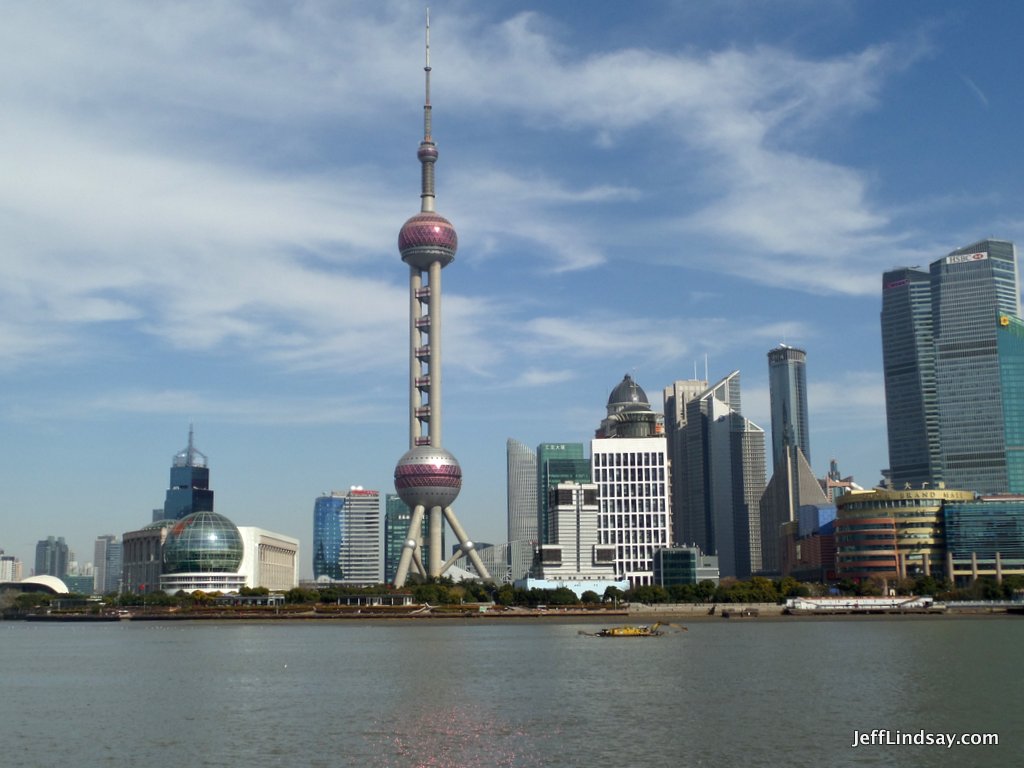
(428, 505), (443, 578)
(441, 505), (493, 582)
(393, 504), (425, 587)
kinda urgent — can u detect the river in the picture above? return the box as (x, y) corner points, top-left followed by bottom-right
(2, 616), (1021, 767)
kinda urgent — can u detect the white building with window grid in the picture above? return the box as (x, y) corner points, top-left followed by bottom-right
(591, 438), (671, 586)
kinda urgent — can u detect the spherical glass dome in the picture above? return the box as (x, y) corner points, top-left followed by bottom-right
(163, 511), (243, 574)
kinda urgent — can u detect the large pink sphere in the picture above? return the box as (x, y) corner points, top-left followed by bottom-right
(394, 446), (462, 508)
(399, 212), (457, 270)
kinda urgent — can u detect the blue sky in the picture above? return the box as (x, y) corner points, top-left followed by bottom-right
(2, 1), (1022, 577)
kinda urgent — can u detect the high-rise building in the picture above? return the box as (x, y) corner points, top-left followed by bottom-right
(340, 488), (381, 585)
(518, 482), (627, 596)
(163, 426), (214, 521)
(882, 240), (1021, 493)
(675, 372), (742, 555)
(312, 492), (345, 581)
(93, 534), (122, 595)
(592, 375), (671, 586)
(0, 552), (23, 582)
(34, 536), (69, 578)
(383, 493), (434, 584)
(663, 378), (708, 546)
(506, 439), (538, 580)
(121, 520), (173, 595)
(536, 443), (589, 546)
(933, 240), (1020, 492)
(881, 267), (940, 488)
(997, 313), (1024, 493)
(710, 409), (766, 578)
(392, 16), (490, 586)
(767, 345), (810, 473)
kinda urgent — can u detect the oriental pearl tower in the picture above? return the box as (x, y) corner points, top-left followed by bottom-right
(392, 14), (492, 586)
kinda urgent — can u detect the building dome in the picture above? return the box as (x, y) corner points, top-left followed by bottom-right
(607, 374), (650, 410)
(394, 445), (462, 509)
(163, 511), (243, 574)
(399, 212), (457, 270)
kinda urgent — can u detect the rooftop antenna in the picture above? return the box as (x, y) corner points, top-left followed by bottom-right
(704, 354), (709, 382)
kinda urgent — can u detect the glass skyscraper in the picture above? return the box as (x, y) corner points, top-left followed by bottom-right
(883, 240), (1020, 494)
(997, 313), (1024, 493)
(881, 267), (940, 488)
(163, 427), (213, 521)
(384, 493), (433, 584)
(312, 493), (345, 581)
(932, 240), (1020, 493)
(34, 536), (69, 578)
(767, 345), (810, 474)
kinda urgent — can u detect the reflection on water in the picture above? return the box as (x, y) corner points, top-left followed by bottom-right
(2, 618), (1023, 767)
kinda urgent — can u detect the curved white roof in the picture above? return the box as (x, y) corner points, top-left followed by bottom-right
(20, 575), (70, 594)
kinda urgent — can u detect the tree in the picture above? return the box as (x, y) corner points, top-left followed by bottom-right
(580, 590), (600, 605)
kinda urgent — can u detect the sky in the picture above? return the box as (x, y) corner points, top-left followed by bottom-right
(3, 1), (1023, 578)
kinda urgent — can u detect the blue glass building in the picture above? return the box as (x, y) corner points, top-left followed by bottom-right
(163, 427), (214, 520)
(384, 493), (433, 584)
(313, 493), (345, 581)
(997, 313), (1024, 493)
(767, 345), (810, 474)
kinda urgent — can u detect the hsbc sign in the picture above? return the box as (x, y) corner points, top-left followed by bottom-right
(946, 251), (988, 265)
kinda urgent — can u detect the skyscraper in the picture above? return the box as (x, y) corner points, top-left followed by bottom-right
(163, 426), (213, 521)
(506, 439), (538, 580)
(996, 313), (1024, 493)
(93, 534), (122, 594)
(767, 345), (810, 474)
(882, 239), (1020, 493)
(314, 488), (381, 585)
(392, 15), (490, 586)
(709, 410), (766, 579)
(536, 442), (590, 546)
(34, 536), (69, 578)
(663, 378), (708, 545)
(932, 240), (1020, 493)
(312, 492), (345, 581)
(675, 372), (742, 554)
(881, 267), (939, 488)
(384, 493), (435, 584)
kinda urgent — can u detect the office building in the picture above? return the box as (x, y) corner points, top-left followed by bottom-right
(391, 21), (490, 586)
(93, 534), (122, 595)
(710, 409), (767, 578)
(944, 496), (1024, 581)
(592, 375), (671, 586)
(34, 536), (69, 579)
(883, 239), (1020, 493)
(881, 267), (941, 488)
(760, 347), (828, 575)
(163, 426), (214, 521)
(313, 492), (345, 581)
(997, 313), (1024, 493)
(507, 439), (538, 580)
(663, 378), (708, 546)
(652, 545), (719, 587)
(385, 493), (432, 584)
(536, 443), (590, 546)
(517, 482), (628, 597)
(1, 552), (23, 582)
(768, 345), (810, 472)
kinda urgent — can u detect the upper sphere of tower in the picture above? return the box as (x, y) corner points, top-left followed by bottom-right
(394, 445), (462, 508)
(417, 144), (439, 162)
(399, 212), (458, 270)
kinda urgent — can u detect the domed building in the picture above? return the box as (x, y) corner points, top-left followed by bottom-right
(159, 511), (247, 594)
(597, 374), (663, 438)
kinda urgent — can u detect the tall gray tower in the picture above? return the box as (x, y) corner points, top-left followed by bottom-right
(393, 15), (491, 586)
